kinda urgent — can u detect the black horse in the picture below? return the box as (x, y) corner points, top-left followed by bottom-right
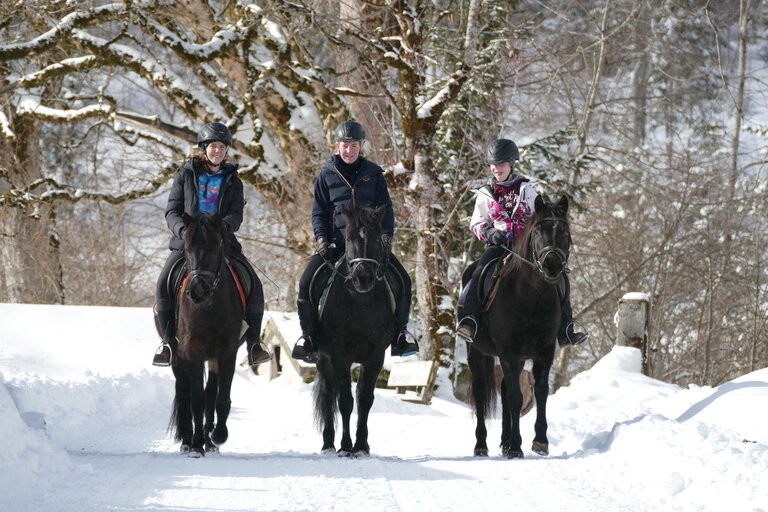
(313, 205), (398, 456)
(169, 213), (245, 457)
(466, 195), (571, 458)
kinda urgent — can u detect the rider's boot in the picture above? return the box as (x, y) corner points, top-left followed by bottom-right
(292, 299), (319, 363)
(391, 329), (419, 357)
(557, 297), (589, 347)
(456, 315), (479, 344)
(153, 307), (176, 367)
(244, 305), (272, 366)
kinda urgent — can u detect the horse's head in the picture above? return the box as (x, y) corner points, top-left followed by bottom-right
(182, 213), (230, 304)
(342, 204), (387, 293)
(527, 195), (571, 283)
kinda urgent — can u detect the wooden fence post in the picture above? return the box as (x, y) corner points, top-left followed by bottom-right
(616, 292), (650, 375)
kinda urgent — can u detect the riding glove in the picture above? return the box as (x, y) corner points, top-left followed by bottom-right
(487, 229), (508, 246)
(316, 236), (331, 259)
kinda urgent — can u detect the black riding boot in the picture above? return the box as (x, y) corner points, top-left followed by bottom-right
(456, 273), (481, 344)
(245, 304), (272, 366)
(292, 298), (318, 363)
(389, 258), (419, 357)
(558, 293), (589, 347)
(153, 307), (176, 367)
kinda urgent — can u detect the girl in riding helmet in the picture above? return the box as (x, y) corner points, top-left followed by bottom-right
(291, 120), (419, 363)
(152, 122), (272, 367)
(456, 138), (588, 347)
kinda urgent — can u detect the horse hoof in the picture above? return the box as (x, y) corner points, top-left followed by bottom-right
(531, 441), (549, 455)
(502, 447), (524, 459)
(321, 445), (336, 455)
(337, 449), (352, 458)
(205, 443), (220, 454)
(473, 447), (489, 457)
(352, 448), (370, 458)
(187, 447), (204, 458)
(211, 425), (228, 446)
(179, 444), (191, 454)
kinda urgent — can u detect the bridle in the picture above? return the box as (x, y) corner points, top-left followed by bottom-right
(504, 215), (570, 283)
(186, 235), (225, 298)
(346, 227), (386, 282)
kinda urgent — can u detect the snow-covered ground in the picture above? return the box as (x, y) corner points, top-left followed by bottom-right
(1, 303), (766, 512)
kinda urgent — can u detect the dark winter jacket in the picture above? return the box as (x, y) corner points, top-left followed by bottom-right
(311, 155), (395, 243)
(165, 158), (244, 252)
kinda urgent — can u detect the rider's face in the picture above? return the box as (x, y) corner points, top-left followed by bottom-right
(338, 141), (361, 164)
(490, 162), (512, 181)
(206, 141), (228, 166)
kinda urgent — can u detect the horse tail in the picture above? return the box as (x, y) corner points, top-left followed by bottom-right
(312, 353), (338, 432)
(468, 351), (498, 418)
(168, 394), (182, 441)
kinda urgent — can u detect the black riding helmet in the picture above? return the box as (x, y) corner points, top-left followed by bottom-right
(485, 138), (519, 165)
(334, 120), (366, 142)
(197, 122), (233, 150)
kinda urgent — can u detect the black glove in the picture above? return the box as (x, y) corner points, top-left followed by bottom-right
(488, 229), (508, 246)
(316, 236), (331, 259)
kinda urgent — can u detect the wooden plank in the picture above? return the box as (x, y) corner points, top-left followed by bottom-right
(387, 360), (436, 387)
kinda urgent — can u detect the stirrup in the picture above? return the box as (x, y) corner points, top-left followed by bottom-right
(456, 316), (478, 343)
(152, 342), (172, 367)
(248, 342), (273, 366)
(561, 321), (590, 346)
(392, 330), (419, 357)
(291, 335), (318, 364)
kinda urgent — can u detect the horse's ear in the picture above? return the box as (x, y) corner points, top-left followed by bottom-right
(558, 195), (569, 215)
(182, 213), (194, 227)
(534, 194), (545, 213)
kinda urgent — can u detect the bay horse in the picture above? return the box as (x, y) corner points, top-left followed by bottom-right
(313, 205), (398, 456)
(169, 212), (245, 457)
(467, 195), (571, 458)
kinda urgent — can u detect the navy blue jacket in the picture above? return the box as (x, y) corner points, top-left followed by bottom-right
(165, 157), (244, 252)
(311, 155), (395, 243)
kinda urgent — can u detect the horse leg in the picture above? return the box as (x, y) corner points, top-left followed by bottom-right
(499, 358), (524, 458)
(336, 365), (354, 456)
(352, 360), (382, 456)
(468, 347), (494, 456)
(210, 354), (236, 448)
(203, 361), (219, 452)
(500, 375), (511, 451)
(171, 362), (193, 452)
(188, 361), (207, 457)
(314, 353), (337, 454)
(530, 359), (551, 455)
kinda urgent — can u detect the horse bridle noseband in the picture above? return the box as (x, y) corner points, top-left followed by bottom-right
(345, 231), (386, 282)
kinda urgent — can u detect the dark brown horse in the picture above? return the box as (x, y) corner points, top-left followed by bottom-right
(169, 213), (245, 457)
(313, 205), (398, 456)
(467, 195), (571, 458)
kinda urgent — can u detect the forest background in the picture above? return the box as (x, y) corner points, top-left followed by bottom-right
(1, 0), (766, 390)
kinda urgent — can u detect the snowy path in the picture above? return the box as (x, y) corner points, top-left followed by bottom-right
(2, 304), (767, 512)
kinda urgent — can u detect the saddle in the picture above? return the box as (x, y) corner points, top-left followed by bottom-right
(460, 257), (505, 309)
(166, 255), (249, 314)
(308, 257), (401, 321)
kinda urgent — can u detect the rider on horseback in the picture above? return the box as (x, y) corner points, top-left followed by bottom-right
(291, 120), (419, 363)
(456, 138), (588, 347)
(152, 122), (272, 367)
